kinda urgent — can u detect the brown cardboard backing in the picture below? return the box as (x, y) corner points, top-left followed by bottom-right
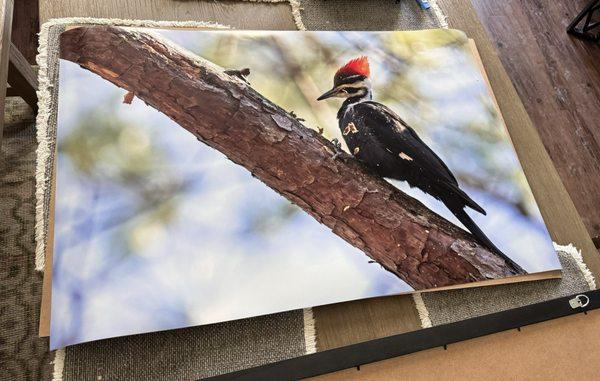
(38, 158), (55, 337)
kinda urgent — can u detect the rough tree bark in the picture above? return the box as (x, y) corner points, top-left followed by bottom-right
(59, 26), (526, 290)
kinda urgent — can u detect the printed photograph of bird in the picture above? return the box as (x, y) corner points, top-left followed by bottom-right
(317, 56), (524, 272)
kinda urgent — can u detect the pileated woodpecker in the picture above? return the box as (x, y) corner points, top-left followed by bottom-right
(317, 56), (523, 272)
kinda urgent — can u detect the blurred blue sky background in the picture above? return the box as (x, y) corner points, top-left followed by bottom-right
(51, 29), (560, 349)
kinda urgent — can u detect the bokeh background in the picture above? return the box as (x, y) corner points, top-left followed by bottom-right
(51, 29), (559, 348)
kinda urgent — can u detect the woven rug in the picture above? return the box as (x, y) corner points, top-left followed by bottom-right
(1, 1), (595, 380)
(299, 0), (446, 30)
(217, 0), (446, 31)
(0, 103), (54, 381)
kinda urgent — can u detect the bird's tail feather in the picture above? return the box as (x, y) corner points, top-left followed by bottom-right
(450, 207), (525, 274)
(443, 182), (486, 215)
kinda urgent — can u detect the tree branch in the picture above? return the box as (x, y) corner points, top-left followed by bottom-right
(59, 26), (526, 290)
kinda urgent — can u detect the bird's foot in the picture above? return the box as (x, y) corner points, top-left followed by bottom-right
(289, 110), (305, 122)
(224, 68), (251, 83)
(331, 138), (343, 160)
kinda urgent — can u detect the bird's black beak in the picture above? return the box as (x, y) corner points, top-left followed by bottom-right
(317, 87), (338, 101)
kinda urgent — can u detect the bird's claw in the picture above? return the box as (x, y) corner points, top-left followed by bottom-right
(289, 111), (305, 122)
(331, 138), (343, 160)
(224, 68), (251, 83)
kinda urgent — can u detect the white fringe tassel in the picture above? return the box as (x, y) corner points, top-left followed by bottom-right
(303, 308), (317, 354)
(34, 19), (54, 272)
(553, 242), (596, 290)
(289, 0), (307, 30)
(429, 0), (449, 29)
(412, 293), (433, 329)
(51, 349), (65, 381)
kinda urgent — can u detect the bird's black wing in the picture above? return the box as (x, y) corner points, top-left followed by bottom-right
(354, 101), (457, 184)
(353, 101), (486, 214)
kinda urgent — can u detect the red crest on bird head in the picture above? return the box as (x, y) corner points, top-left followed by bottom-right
(318, 56), (372, 101)
(336, 56), (370, 79)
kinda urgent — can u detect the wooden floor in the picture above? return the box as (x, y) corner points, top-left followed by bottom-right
(472, 0), (600, 244)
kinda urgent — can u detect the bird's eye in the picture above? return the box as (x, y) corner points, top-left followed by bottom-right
(339, 89), (348, 93)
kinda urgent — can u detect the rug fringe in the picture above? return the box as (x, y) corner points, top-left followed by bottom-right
(51, 349), (65, 381)
(40, 17), (228, 30)
(412, 293), (433, 329)
(429, 0), (449, 29)
(34, 19), (53, 272)
(289, 0), (307, 31)
(303, 308), (317, 354)
(224, 0), (306, 30)
(553, 242), (596, 290)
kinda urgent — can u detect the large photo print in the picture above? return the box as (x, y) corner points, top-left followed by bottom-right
(51, 28), (560, 348)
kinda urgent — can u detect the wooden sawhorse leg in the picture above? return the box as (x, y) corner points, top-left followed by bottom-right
(1, 0), (38, 152)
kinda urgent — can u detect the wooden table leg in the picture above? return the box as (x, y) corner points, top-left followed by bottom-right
(8, 42), (38, 111)
(0, 0), (14, 151)
(12, 0), (38, 64)
(567, 0), (600, 41)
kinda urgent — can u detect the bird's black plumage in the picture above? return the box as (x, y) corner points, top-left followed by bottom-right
(338, 100), (483, 212)
(337, 99), (523, 272)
